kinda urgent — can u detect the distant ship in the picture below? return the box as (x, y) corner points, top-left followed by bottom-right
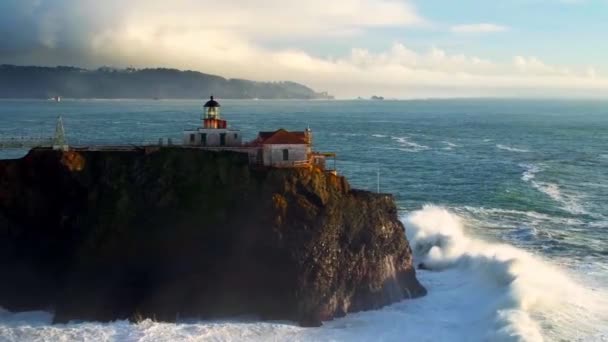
(48, 96), (61, 102)
(370, 95), (384, 101)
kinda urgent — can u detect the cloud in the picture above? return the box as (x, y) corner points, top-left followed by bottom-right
(450, 23), (509, 34)
(0, 0), (606, 98)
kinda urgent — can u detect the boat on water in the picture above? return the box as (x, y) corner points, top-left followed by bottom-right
(48, 96), (61, 102)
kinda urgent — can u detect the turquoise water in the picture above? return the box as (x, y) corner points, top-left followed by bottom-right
(0, 99), (607, 341)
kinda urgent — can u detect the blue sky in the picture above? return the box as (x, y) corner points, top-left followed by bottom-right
(0, 0), (607, 98)
(284, 0), (607, 69)
(414, 0), (606, 68)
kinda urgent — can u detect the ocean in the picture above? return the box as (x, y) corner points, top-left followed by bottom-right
(0, 99), (607, 341)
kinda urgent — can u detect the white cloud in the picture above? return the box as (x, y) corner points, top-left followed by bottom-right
(84, 0), (425, 41)
(450, 23), (509, 34)
(2, 0), (607, 98)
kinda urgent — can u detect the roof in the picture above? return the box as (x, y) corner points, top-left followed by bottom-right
(204, 95), (220, 107)
(257, 129), (307, 145)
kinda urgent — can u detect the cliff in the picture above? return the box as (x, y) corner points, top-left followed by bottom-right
(0, 148), (424, 326)
(0, 65), (334, 100)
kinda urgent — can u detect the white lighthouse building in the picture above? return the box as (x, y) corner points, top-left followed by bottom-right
(179, 96), (335, 172)
(182, 96), (242, 147)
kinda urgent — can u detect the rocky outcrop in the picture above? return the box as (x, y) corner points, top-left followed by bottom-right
(0, 148), (425, 326)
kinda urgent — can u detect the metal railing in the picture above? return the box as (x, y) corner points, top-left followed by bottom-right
(0, 136), (54, 149)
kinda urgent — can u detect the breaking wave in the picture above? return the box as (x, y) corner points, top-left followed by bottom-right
(404, 205), (608, 341)
(519, 163), (589, 215)
(391, 136), (430, 152)
(497, 144), (530, 153)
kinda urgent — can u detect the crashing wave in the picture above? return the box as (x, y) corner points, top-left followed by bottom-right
(404, 205), (608, 342)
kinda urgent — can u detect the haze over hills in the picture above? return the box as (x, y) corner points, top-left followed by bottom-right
(0, 65), (334, 100)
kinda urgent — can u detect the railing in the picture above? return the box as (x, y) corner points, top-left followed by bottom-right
(293, 160), (311, 167)
(0, 137), (54, 149)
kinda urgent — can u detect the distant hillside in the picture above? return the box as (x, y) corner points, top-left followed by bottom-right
(0, 65), (333, 100)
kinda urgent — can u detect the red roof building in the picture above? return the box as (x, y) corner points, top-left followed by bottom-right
(255, 129), (308, 145)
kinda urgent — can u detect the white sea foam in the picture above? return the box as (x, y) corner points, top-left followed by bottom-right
(330, 132), (364, 137)
(391, 136), (430, 152)
(372, 134), (388, 138)
(497, 144), (530, 153)
(460, 206), (585, 231)
(442, 141), (460, 150)
(519, 164), (589, 215)
(520, 163), (540, 182)
(404, 205), (608, 342)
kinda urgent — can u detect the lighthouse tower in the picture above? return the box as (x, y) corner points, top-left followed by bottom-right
(183, 96), (242, 147)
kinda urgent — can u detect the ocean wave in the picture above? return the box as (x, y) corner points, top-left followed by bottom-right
(497, 144), (530, 153)
(519, 164), (589, 215)
(460, 206), (585, 231)
(520, 163), (540, 182)
(404, 205), (608, 342)
(442, 141), (459, 150)
(330, 132), (365, 137)
(391, 136), (430, 152)
(372, 134), (388, 138)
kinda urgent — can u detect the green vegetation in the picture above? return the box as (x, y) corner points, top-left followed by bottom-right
(0, 65), (334, 99)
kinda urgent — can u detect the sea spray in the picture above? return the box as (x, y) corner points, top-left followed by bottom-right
(403, 205), (608, 341)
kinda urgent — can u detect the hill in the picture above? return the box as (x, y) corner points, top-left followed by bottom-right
(0, 65), (333, 100)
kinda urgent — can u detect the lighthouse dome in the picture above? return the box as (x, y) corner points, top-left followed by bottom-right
(204, 95), (220, 108)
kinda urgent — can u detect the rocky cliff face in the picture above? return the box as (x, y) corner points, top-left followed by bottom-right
(0, 148), (425, 326)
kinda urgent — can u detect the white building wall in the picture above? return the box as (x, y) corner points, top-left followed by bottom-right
(182, 129), (242, 147)
(263, 144), (308, 167)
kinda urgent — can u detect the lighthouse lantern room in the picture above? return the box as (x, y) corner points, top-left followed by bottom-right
(203, 95), (226, 128)
(183, 96), (242, 147)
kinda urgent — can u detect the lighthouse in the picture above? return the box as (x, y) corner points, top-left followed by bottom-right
(183, 96), (242, 147)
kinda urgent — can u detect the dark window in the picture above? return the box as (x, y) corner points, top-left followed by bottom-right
(234, 133), (238, 139)
(201, 133), (207, 146)
(282, 149), (289, 161)
(220, 133), (226, 146)
(189, 134), (195, 143)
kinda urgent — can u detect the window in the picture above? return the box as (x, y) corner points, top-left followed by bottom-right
(282, 149), (289, 161)
(220, 133), (226, 146)
(201, 133), (207, 146)
(234, 133), (238, 139)
(189, 134), (195, 143)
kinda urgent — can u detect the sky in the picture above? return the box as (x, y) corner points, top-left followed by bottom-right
(0, 0), (607, 98)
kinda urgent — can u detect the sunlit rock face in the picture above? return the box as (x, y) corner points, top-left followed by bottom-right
(0, 148), (425, 327)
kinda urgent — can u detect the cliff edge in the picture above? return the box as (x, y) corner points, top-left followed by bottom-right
(0, 148), (425, 326)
